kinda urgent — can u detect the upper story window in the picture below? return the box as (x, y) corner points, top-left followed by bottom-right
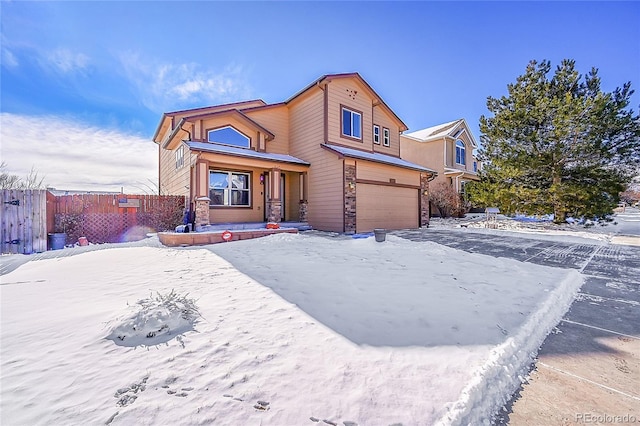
(175, 145), (184, 169)
(342, 106), (362, 140)
(473, 161), (478, 173)
(373, 125), (380, 144)
(455, 140), (466, 165)
(209, 170), (251, 207)
(208, 126), (250, 149)
(383, 128), (390, 147)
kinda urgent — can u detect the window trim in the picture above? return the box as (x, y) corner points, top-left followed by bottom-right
(382, 127), (390, 147)
(373, 124), (380, 144)
(455, 140), (466, 165)
(340, 105), (363, 141)
(209, 169), (252, 208)
(175, 145), (184, 169)
(207, 125), (251, 149)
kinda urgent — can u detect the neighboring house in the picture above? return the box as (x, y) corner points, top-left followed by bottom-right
(400, 119), (479, 215)
(153, 73), (437, 233)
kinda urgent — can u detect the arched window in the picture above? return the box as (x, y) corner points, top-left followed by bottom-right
(208, 126), (250, 149)
(455, 140), (466, 165)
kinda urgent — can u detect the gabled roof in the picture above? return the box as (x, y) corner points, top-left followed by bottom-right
(403, 118), (478, 148)
(186, 141), (309, 166)
(166, 99), (267, 116)
(153, 100), (267, 142)
(321, 144), (437, 174)
(286, 73), (408, 132)
(161, 109), (275, 149)
(182, 109), (275, 140)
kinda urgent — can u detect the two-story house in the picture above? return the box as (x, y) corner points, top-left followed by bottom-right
(153, 73), (436, 233)
(400, 119), (479, 215)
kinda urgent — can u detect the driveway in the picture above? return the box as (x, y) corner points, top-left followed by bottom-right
(393, 210), (640, 425)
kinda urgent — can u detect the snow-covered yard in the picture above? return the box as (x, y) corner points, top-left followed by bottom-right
(1, 233), (582, 425)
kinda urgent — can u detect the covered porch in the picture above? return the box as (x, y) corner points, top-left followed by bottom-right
(187, 142), (310, 230)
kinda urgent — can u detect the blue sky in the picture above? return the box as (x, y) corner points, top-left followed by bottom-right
(1, 1), (639, 190)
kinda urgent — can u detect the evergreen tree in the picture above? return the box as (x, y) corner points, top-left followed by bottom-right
(468, 59), (640, 222)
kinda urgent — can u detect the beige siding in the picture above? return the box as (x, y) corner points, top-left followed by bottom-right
(356, 185), (418, 233)
(159, 143), (192, 196)
(400, 136), (444, 175)
(356, 161), (419, 186)
(244, 106), (290, 154)
(289, 88), (344, 232)
(327, 78), (373, 149)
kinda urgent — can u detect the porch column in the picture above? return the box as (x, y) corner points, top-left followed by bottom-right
(195, 196), (211, 229)
(344, 162), (356, 233)
(266, 168), (282, 223)
(298, 172), (308, 222)
(420, 173), (431, 227)
(194, 161), (210, 229)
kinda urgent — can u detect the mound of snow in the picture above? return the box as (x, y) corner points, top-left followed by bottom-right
(106, 290), (201, 347)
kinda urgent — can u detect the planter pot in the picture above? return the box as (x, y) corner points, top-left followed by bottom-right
(373, 228), (386, 242)
(78, 236), (89, 246)
(48, 233), (67, 250)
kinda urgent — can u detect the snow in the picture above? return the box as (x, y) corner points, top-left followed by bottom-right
(428, 213), (627, 245)
(1, 233), (582, 425)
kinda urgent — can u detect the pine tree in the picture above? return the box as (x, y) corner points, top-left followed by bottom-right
(468, 59), (640, 222)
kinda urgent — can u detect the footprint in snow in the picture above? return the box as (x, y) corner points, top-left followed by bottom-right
(114, 376), (148, 407)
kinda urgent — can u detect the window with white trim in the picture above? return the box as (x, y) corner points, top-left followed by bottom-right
(383, 127), (390, 147)
(208, 126), (250, 149)
(455, 140), (466, 165)
(341, 107), (362, 139)
(209, 170), (251, 206)
(373, 125), (380, 144)
(175, 146), (184, 169)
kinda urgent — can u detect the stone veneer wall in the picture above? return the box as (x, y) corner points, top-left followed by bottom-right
(420, 174), (430, 227)
(344, 164), (357, 233)
(266, 200), (282, 223)
(195, 197), (211, 228)
(298, 201), (308, 222)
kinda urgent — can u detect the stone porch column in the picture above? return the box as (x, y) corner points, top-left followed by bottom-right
(194, 196), (211, 229)
(344, 163), (356, 233)
(420, 173), (431, 227)
(298, 172), (308, 222)
(266, 168), (282, 223)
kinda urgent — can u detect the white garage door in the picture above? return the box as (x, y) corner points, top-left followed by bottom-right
(356, 184), (419, 233)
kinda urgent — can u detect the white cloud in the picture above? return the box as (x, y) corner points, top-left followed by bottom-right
(45, 48), (90, 74)
(118, 52), (252, 112)
(0, 113), (158, 192)
(1, 47), (19, 68)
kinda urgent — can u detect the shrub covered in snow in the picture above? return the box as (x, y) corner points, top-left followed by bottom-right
(107, 289), (201, 347)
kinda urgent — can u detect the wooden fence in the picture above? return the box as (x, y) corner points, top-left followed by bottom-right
(1, 191), (186, 254)
(49, 194), (186, 245)
(1, 190), (48, 254)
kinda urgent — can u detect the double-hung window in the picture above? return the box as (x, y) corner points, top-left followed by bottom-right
(209, 170), (251, 206)
(455, 140), (466, 165)
(373, 125), (380, 144)
(342, 107), (362, 140)
(383, 128), (390, 147)
(175, 146), (184, 169)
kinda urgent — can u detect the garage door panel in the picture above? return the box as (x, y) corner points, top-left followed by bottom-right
(356, 185), (418, 233)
